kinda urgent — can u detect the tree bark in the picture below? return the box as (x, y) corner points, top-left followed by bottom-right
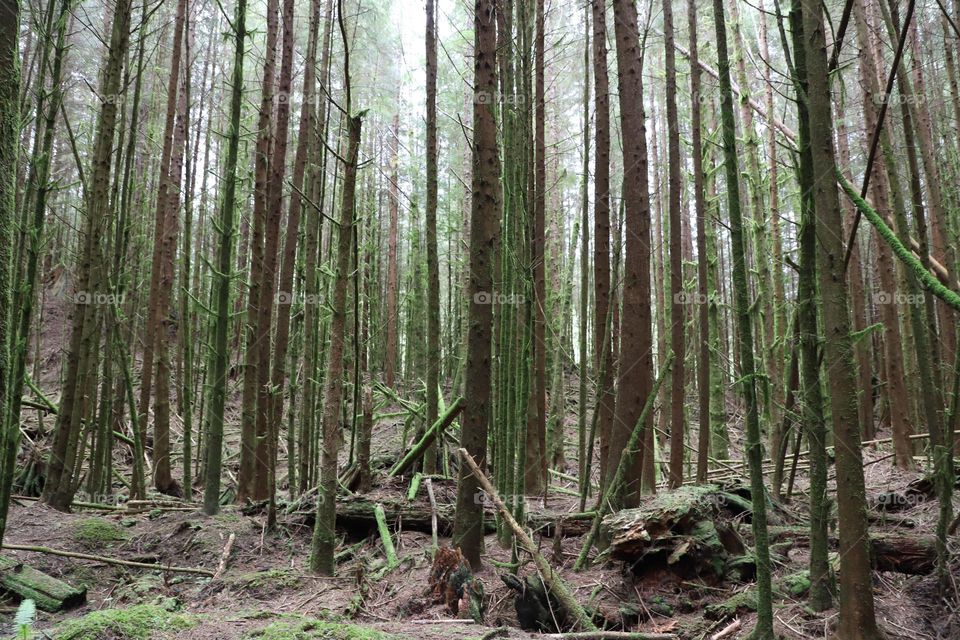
(452, 0), (500, 570)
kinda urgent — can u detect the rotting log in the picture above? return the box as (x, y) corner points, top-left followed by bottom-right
(389, 398), (464, 478)
(0, 555), (86, 611)
(602, 484), (750, 579)
(767, 526), (936, 575)
(288, 494), (593, 538)
(2, 544), (215, 577)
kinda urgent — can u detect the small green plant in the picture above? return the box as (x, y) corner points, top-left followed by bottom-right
(15, 598), (36, 639)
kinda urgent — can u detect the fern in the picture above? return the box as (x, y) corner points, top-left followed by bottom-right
(15, 598), (36, 639)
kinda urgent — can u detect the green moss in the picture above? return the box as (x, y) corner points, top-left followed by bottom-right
(72, 518), (129, 545)
(704, 589), (757, 620)
(232, 568), (300, 594)
(54, 603), (196, 639)
(780, 570), (811, 597)
(244, 615), (397, 640)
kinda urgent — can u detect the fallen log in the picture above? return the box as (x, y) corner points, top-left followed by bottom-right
(389, 398), (464, 478)
(767, 526), (936, 575)
(3, 544), (215, 577)
(0, 555), (86, 612)
(288, 494), (592, 538)
(458, 448), (597, 632)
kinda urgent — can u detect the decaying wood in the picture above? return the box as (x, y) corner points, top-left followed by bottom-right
(3, 544), (215, 576)
(0, 555), (87, 611)
(602, 484), (749, 579)
(287, 493), (592, 538)
(389, 397), (464, 478)
(212, 533), (236, 580)
(457, 448), (597, 632)
(767, 527), (936, 575)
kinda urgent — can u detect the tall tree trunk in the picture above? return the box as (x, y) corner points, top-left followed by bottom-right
(663, 0), (685, 489)
(255, 0), (295, 504)
(788, 2), (832, 609)
(852, 0), (915, 468)
(688, 0), (710, 483)
(0, 0), (20, 545)
(138, 0), (186, 477)
(385, 114), (399, 390)
(424, 0), (441, 476)
(609, 0), (655, 503)
(270, 0), (322, 511)
(238, 0), (279, 502)
(713, 0), (774, 636)
(803, 0), (882, 636)
(203, 0), (246, 516)
(452, 0), (499, 570)
(524, 0), (547, 495)
(43, 0), (133, 511)
(310, 0), (361, 575)
(590, 0), (615, 490)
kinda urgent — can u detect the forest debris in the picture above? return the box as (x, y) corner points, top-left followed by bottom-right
(540, 633), (677, 640)
(212, 533), (236, 580)
(389, 397), (464, 478)
(501, 572), (566, 633)
(428, 547), (484, 622)
(374, 503), (398, 570)
(287, 493), (589, 538)
(2, 543), (215, 576)
(458, 448), (597, 632)
(766, 527), (937, 575)
(408, 472), (423, 501)
(425, 477), (439, 548)
(602, 484), (749, 579)
(575, 354), (673, 570)
(710, 619), (742, 640)
(0, 555), (86, 612)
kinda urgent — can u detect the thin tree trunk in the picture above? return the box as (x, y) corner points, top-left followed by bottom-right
(802, 0), (882, 636)
(713, 0), (774, 635)
(663, 0), (685, 489)
(452, 0), (499, 570)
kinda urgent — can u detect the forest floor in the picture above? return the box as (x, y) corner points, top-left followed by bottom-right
(1, 282), (957, 639)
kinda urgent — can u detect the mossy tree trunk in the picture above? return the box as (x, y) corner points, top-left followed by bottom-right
(712, 0), (774, 636)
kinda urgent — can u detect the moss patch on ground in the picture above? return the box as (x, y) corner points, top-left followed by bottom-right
(72, 518), (129, 545)
(54, 603), (196, 639)
(232, 568), (300, 595)
(244, 615), (397, 640)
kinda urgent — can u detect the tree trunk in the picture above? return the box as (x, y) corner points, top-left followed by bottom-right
(424, 0), (441, 476)
(590, 0), (615, 491)
(802, 0), (882, 636)
(452, 0), (499, 570)
(0, 0), (20, 544)
(713, 0), (775, 636)
(609, 0), (654, 503)
(238, 0), (278, 502)
(688, 0), (710, 484)
(663, 0), (685, 489)
(203, 0), (247, 517)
